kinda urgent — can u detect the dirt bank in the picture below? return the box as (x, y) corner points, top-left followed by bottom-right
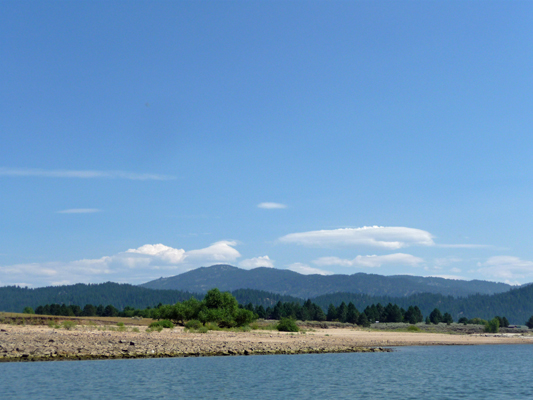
(1, 324), (531, 362)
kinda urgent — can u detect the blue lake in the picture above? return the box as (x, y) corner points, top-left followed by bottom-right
(1, 345), (531, 399)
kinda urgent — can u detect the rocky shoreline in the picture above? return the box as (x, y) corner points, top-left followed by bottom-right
(0, 325), (391, 362)
(2, 322), (532, 363)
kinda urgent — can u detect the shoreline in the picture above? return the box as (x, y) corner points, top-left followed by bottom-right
(1, 323), (532, 363)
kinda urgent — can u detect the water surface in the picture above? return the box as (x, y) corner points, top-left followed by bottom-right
(1, 345), (530, 399)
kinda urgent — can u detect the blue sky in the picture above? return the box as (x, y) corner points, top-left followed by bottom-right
(1, 1), (533, 287)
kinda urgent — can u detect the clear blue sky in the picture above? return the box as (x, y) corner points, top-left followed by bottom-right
(1, 1), (532, 287)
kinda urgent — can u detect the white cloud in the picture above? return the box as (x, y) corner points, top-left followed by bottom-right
(476, 256), (533, 281)
(279, 226), (434, 249)
(238, 256), (274, 269)
(436, 244), (490, 249)
(57, 208), (101, 214)
(313, 253), (424, 268)
(184, 241), (241, 262)
(257, 202), (287, 209)
(127, 244), (186, 264)
(450, 267), (462, 273)
(287, 263), (334, 276)
(0, 241), (242, 287)
(0, 167), (175, 181)
(434, 257), (463, 267)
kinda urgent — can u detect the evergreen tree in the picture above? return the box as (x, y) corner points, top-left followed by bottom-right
(96, 305), (104, 316)
(346, 302), (360, 324)
(314, 306), (327, 322)
(271, 301), (283, 320)
(413, 306), (423, 323)
(358, 312), (370, 327)
(429, 308), (443, 324)
(337, 302), (348, 323)
(443, 312), (453, 325)
(404, 306), (419, 324)
(526, 316), (533, 329)
(254, 305), (267, 319)
(327, 304), (337, 321)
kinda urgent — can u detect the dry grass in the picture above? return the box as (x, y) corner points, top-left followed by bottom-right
(0, 311), (155, 327)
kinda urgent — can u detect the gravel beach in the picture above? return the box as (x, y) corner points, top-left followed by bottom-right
(1, 323), (532, 362)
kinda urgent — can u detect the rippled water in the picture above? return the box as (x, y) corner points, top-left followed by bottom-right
(1, 345), (531, 399)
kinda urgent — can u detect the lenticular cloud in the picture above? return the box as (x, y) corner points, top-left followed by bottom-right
(279, 226), (434, 249)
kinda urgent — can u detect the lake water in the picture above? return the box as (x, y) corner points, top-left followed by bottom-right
(1, 345), (531, 399)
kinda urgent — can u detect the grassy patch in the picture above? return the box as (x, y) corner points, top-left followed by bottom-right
(61, 320), (77, 330)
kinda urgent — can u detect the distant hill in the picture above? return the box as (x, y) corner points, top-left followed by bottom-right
(0, 282), (301, 313)
(0, 283), (198, 312)
(0, 280), (531, 324)
(312, 283), (533, 325)
(141, 264), (512, 298)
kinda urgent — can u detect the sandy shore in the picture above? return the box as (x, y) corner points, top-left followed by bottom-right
(1, 324), (532, 362)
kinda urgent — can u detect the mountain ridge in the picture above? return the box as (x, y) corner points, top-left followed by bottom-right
(141, 264), (513, 298)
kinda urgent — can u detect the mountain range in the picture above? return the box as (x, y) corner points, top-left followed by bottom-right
(141, 264), (512, 298)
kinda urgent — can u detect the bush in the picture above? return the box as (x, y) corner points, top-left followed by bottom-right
(146, 325), (163, 333)
(406, 325), (421, 332)
(184, 319), (203, 330)
(48, 320), (60, 329)
(276, 318), (299, 332)
(149, 320), (174, 329)
(61, 320), (77, 330)
(196, 326), (209, 333)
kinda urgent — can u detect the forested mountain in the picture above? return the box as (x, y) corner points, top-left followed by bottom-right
(1, 281), (532, 324)
(141, 264), (512, 298)
(312, 283), (533, 325)
(0, 283), (301, 313)
(0, 283), (199, 312)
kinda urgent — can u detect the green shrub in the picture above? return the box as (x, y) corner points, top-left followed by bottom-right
(484, 318), (500, 333)
(61, 320), (77, 330)
(149, 320), (174, 329)
(117, 322), (125, 327)
(406, 325), (421, 332)
(197, 326), (209, 333)
(146, 325), (164, 333)
(276, 318), (299, 332)
(184, 319), (203, 330)
(131, 327), (140, 333)
(205, 322), (221, 331)
(48, 320), (60, 329)
(158, 320), (174, 328)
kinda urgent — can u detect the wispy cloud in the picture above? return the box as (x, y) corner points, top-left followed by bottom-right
(0, 167), (175, 181)
(436, 244), (490, 249)
(258, 202), (287, 209)
(475, 256), (533, 282)
(57, 208), (101, 214)
(313, 253), (424, 268)
(279, 226), (434, 249)
(287, 263), (333, 276)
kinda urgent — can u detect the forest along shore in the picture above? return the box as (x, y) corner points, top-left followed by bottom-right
(1, 324), (532, 362)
